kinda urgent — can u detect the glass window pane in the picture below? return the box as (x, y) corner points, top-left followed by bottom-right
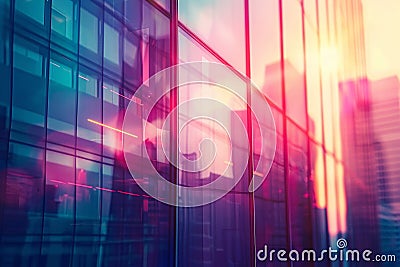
(179, 29), (220, 63)
(2, 142), (44, 265)
(103, 82), (119, 106)
(305, 0), (323, 142)
(310, 142), (329, 252)
(0, 0), (11, 135)
(283, 0), (306, 128)
(44, 151), (75, 234)
(50, 59), (73, 88)
(178, 0), (245, 72)
(102, 80), (121, 156)
(43, 151), (75, 266)
(79, 8), (98, 53)
(254, 110), (287, 261)
(287, 122), (312, 252)
(11, 37), (46, 143)
(123, 30), (140, 85)
(52, 0), (74, 39)
(48, 54), (76, 144)
(325, 155), (338, 236)
(78, 72), (98, 97)
(250, 0), (282, 107)
(15, 0), (45, 25)
(75, 158), (100, 234)
(177, 33), (251, 264)
(77, 67), (101, 153)
(13, 41), (43, 76)
(104, 23), (119, 65)
(4, 143), (44, 234)
(154, 0), (170, 12)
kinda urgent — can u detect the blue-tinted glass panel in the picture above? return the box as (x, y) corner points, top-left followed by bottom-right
(103, 82), (119, 106)
(104, 23), (119, 65)
(1, 142), (44, 266)
(44, 151), (75, 234)
(0, 0), (11, 140)
(79, 8), (98, 53)
(13, 41), (43, 76)
(15, 0), (45, 25)
(4, 142), (44, 234)
(51, 0), (74, 40)
(11, 37), (46, 143)
(50, 59), (73, 88)
(102, 80), (123, 159)
(48, 55), (76, 144)
(104, 0), (124, 15)
(123, 30), (141, 86)
(42, 150), (76, 266)
(100, 164), (114, 230)
(78, 72), (98, 97)
(77, 67), (101, 154)
(0, 0), (10, 65)
(75, 158), (100, 233)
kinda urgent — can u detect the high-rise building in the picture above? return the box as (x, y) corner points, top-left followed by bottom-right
(367, 76), (400, 261)
(339, 78), (380, 256)
(339, 75), (400, 264)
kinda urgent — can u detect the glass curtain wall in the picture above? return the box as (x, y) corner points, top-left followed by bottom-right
(0, 0), (356, 266)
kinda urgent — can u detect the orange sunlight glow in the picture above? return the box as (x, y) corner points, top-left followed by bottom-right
(320, 46), (339, 73)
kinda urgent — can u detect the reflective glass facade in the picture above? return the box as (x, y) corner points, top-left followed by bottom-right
(0, 0), (389, 267)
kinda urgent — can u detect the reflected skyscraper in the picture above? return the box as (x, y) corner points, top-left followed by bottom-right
(339, 75), (400, 264)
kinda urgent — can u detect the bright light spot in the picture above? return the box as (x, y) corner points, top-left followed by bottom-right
(320, 46), (339, 73)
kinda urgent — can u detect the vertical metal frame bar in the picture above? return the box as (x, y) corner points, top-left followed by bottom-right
(243, 0), (256, 266)
(39, 0), (52, 260)
(278, 1), (293, 266)
(169, 0), (178, 266)
(71, 0), (83, 264)
(0, 0), (15, 246)
(315, 0), (331, 254)
(300, 1), (316, 266)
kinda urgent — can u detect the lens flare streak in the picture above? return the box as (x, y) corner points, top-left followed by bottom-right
(87, 118), (138, 138)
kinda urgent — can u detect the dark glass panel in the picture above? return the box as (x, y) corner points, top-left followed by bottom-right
(77, 66), (102, 154)
(11, 36), (46, 145)
(47, 54), (77, 147)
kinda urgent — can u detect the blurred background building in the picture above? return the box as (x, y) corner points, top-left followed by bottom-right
(0, 0), (398, 266)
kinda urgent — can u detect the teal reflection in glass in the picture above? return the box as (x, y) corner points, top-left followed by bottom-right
(79, 8), (98, 53)
(78, 72), (98, 97)
(48, 56), (76, 141)
(51, 0), (74, 40)
(104, 23), (119, 65)
(50, 59), (73, 88)
(15, 0), (45, 25)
